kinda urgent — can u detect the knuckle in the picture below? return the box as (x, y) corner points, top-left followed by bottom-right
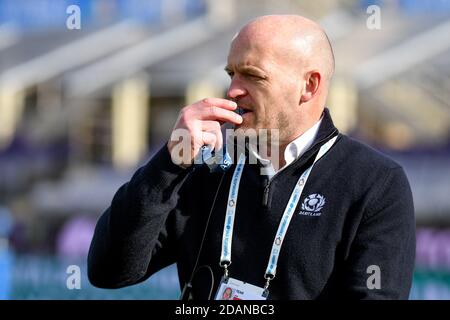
(202, 97), (212, 105)
(180, 106), (199, 124)
(179, 106), (190, 118)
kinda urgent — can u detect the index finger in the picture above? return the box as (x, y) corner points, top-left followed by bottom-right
(198, 105), (243, 124)
(197, 98), (237, 110)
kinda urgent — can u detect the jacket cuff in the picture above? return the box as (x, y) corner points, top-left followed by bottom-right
(149, 143), (191, 175)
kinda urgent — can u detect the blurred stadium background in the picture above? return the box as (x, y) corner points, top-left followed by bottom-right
(0, 0), (449, 300)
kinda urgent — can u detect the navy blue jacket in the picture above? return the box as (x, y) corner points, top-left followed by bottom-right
(88, 108), (416, 299)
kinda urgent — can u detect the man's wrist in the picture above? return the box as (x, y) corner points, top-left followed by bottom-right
(166, 142), (192, 170)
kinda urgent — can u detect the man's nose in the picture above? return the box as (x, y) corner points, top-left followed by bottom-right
(227, 78), (247, 100)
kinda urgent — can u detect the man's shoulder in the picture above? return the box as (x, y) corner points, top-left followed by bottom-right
(332, 135), (413, 211)
(335, 134), (403, 172)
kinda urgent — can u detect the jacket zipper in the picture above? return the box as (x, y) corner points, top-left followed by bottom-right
(261, 129), (339, 208)
(262, 183), (270, 207)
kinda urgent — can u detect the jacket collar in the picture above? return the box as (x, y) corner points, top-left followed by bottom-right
(309, 107), (339, 149)
(283, 107), (339, 173)
(251, 107), (339, 168)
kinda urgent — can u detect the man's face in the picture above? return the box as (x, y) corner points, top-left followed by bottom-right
(225, 35), (303, 140)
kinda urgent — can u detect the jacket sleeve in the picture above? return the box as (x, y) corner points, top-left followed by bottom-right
(87, 144), (192, 288)
(341, 166), (416, 299)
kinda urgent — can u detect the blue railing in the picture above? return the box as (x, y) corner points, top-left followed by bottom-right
(0, 0), (206, 30)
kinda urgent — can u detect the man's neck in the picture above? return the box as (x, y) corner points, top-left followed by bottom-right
(261, 112), (324, 171)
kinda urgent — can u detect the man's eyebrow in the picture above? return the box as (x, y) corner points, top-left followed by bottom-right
(239, 65), (265, 74)
(224, 64), (266, 75)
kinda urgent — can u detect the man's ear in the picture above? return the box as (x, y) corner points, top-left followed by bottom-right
(300, 71), (321, 103)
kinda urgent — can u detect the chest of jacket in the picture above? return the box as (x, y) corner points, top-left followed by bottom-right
(177, 136), (376, 299)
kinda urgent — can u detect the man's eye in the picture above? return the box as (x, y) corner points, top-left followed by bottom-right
(246, 74), (262, 80)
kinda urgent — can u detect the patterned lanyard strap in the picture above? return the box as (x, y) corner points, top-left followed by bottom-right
(220, 136), (337, 290)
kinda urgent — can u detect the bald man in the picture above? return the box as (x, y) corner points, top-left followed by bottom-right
(88, 15), (415, 300)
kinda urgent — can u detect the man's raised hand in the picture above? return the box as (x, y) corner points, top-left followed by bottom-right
(167, 98), (243, 168)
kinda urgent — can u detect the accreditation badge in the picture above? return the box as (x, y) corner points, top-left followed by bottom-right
(214, 277), (268, 300)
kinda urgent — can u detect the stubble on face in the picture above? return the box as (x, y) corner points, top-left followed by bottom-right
(276, 111), (294, 140)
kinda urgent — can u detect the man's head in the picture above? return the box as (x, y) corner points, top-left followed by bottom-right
(225, 15), (335, 144)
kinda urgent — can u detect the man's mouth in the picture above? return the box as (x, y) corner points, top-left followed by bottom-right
(237, 106), (252, 115)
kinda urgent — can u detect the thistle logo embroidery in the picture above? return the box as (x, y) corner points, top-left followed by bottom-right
(299, 194), (325, 216)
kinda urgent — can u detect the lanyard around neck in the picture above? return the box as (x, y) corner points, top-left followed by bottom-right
(219, 136), (337, 288)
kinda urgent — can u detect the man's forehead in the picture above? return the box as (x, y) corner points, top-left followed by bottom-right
(227, 32), (290, 70)
(230, 27), (272, 49)
(227, 41), (269, 69)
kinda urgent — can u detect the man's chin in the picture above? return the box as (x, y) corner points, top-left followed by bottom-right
(233, 122), (279, 141)
(234, 122), (257, 132)
(233, 123), (267, 139)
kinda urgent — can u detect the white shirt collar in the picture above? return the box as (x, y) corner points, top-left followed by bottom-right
(248, 116), (323, 178)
